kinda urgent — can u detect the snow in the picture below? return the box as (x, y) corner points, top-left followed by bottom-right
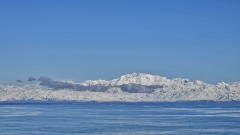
(81, 79), (110, 86)
(81, 73), (173, 86)
(0, 73), (240, 102)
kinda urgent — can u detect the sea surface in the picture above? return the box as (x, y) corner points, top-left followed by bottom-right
(0, 101), (239, 135)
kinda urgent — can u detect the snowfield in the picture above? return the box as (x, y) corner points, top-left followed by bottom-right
(1, 73), (240, 102)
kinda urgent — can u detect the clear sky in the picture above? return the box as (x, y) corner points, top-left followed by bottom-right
(0, 0), (240, 85)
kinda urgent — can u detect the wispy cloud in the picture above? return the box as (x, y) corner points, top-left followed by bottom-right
(16, 80), (23, 82)
(28, 76), (36, 82)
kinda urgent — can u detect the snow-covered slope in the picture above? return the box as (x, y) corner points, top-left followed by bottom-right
(81, 79), (110, 86)
(81, 73), (181, 86)
(0, 73), (240, 102)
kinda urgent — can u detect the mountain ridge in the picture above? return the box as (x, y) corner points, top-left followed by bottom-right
(81, 73), (191, 86)
(0, 73), (240, 102)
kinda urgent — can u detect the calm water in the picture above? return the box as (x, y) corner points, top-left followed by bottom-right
(0, 101), (239, 135)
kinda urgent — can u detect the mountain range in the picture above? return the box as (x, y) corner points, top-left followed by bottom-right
(1, 73), (240, 102)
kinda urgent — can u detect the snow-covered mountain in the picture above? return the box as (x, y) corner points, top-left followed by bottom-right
(0, 73), (240, 102)
(81, 73), (185, 86)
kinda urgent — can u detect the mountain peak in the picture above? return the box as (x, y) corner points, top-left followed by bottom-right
(81, 73), (170, 86)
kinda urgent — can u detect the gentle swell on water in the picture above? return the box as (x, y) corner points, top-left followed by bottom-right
(0, 101), (239, 135)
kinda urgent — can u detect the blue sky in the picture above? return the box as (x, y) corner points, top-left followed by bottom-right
(0, 0), (240, 85)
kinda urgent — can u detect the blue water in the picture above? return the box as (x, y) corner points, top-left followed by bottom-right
(0, 101), (239, 135)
